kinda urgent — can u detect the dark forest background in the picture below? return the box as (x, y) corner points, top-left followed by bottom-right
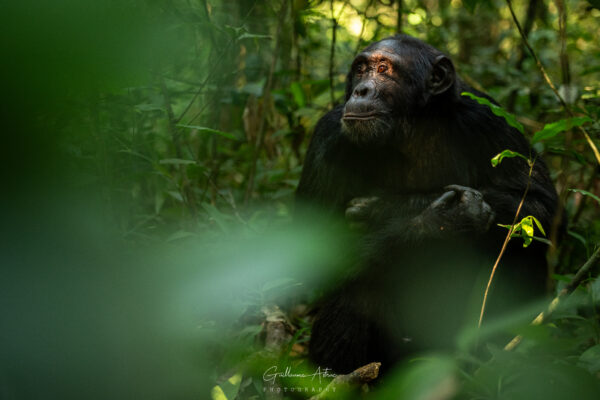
(2, 0), (600, 399)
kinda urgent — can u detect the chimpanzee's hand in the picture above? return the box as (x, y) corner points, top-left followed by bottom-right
(345, 196), (380, 230)
(421, 185), (494, 234)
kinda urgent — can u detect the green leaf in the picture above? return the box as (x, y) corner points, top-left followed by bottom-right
(134, 103), (164, 112)
(167, 190), (184, 202)
(530, 216), (546, 236)
(289, 82), (306, 108)
(159, 158), (196, 165)
(522, 216), (534, 238)
(201, 203), (233, 233)
(177, 124), (238, 140)
(579, 344), (600, 374)
(582, 65), (600, 76)
(462, 0), (480, 12)
(569, 188), (600, 205)
(567, 230), (587, 247)
(166, 230), (196, 242)
(552, 274), (571, 283)
(531, 116), (593, 144)
(377, 356), (456, 399)
(462, 92), (524, 134)
(237, 32), (271, 41)
(498, 215), (547, 248)
(491, 149), (529, 167)
(531, 236), (553, 246)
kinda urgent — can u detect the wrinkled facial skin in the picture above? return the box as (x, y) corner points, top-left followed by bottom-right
(341, 39), (442, 144)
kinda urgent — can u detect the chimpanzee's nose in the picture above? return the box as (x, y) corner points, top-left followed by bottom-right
(352, 81), (375, 99)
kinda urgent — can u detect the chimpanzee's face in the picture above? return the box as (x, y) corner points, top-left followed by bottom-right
(342, 38), (455, 144)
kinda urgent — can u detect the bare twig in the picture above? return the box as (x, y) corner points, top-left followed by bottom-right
(479, 159), (536, 328)
(506, 0), (540, 112)
(505, 245), (600, 351)
(505, 0), (600, 165)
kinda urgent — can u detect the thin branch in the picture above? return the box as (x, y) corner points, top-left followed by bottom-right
(556, 0), (571, 86)
(479, 159), (536, 328)
(505, 0), (600, 165)
(547, 0), (574, 272)
(329, 0), (338, 106)
(244, 0), (288, 204)
(327, 1), (349, 106)
(506, 0), (540, 112)
(396, 0), (403, 34)
(505, 245), (600, 351)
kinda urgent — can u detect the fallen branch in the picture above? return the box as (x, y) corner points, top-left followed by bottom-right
(308, 362), (381, 400)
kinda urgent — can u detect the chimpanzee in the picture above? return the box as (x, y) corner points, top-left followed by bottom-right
(296, 35), (559, 374)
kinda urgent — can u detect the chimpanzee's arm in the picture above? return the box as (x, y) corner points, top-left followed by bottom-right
(347, 185), (495, 241)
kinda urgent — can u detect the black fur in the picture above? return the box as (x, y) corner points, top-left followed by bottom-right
(296, 35), (559, 374)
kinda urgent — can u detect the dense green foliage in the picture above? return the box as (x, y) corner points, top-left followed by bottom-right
(2, 0), (600, 399)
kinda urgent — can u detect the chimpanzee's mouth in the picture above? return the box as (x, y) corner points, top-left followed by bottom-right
(342, 111), (380, 120)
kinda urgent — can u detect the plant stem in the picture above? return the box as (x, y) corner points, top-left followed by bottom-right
(479, 159), (535, 328)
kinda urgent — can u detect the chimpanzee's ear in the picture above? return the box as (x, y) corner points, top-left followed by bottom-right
(428, 55), (455, 96)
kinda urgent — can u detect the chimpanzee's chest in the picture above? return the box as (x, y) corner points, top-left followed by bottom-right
(344, 152), (469, 197)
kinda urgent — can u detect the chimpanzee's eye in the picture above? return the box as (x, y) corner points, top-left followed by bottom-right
(377, 64), (388, 73)
(356, 63), (367, 74)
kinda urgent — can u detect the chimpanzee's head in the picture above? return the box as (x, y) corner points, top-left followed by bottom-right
(341, 35), (457, 143)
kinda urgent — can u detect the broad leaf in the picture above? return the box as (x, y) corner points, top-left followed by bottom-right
(531, 215), (546, 236)
(499, 215), (547, 248)
(569, 188), (600, 205)
(462, 92), (524, 134)
(521, 217), (534, 244)
(289, 82), (306, 108)
(532, 116), (592, 144)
